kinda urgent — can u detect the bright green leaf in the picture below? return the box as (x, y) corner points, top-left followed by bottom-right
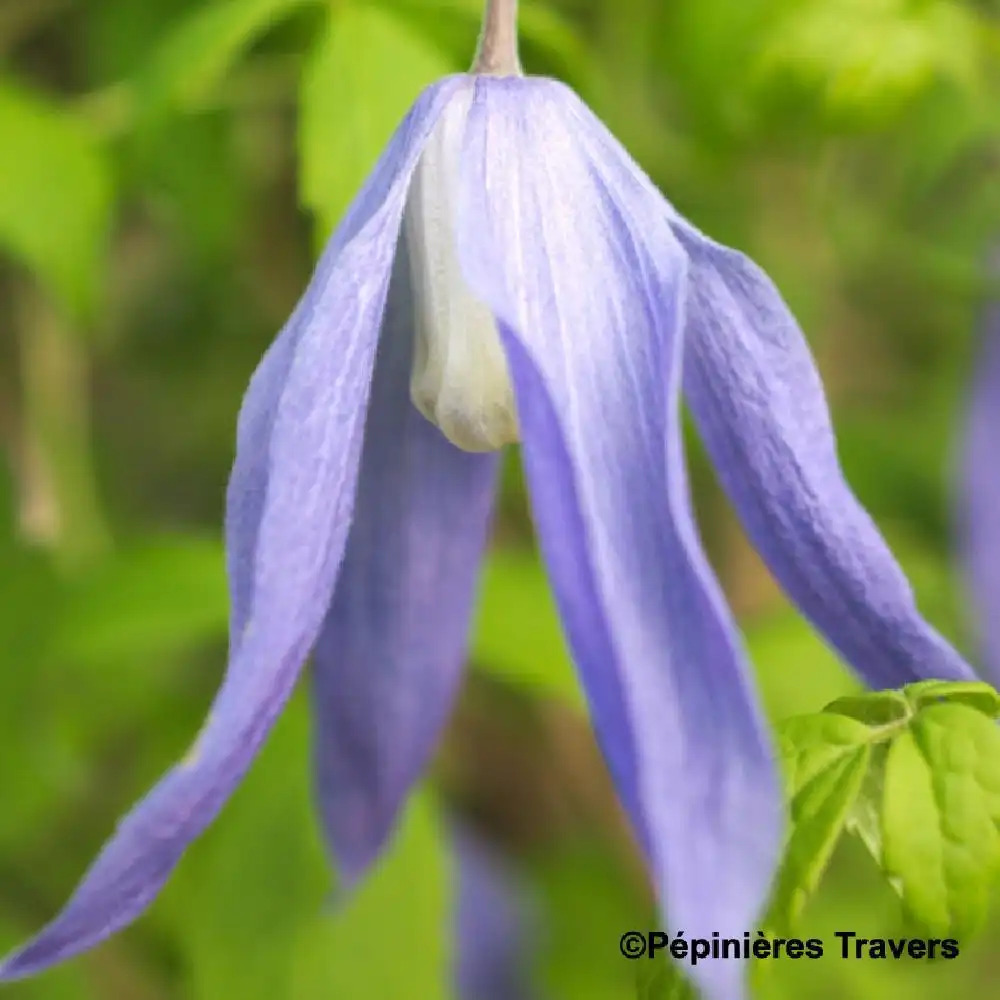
(768, 713), (873, 931)
(140, 0), (315, 113)
(289, 790), (451, 1000)
(903, 680), (1000, 718)
(824, 690), (911, 728)
(843, 743), (890, 871)
(756, 0), (982, 125)
(298, 2), (452, 241)
(0, 81), (111, 321)
(776, 712), (874, 792)
(881, 703), (1000, 937)
(771, 746), (871, 932)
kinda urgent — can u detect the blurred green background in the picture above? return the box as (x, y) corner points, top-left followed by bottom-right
(1, 0), (999, 997)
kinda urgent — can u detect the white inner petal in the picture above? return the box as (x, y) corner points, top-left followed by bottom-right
(403, 88), (518, 453)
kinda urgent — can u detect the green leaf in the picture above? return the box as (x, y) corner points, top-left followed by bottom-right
(881, 703), (1000, 937)
(298, 2), (452, 240)
(823, 690), (911, 728)
(777, 712), (874, 792)
(289, 791), (451, 1000)
(140, 0), (315, 113)
(903, 680), (1000, 718)
(46, 534), (228, 671)
(0, 81), (111, 321)
(168, 692), (451, 1000)
(530, 841), (650, 1000)
(755, 0), (982, 125)
(768, 713), (873, 931)
(843, 743), (890, 870)
(167, 694), (329, 1000)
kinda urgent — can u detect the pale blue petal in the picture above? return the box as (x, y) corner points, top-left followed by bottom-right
(674, 223), (975, 689)
(226, 77), (464, 642)
(456, 77), (782, 1000)
(0, 78), (462, 982)
(959, 274), (1000, 682)
(563, 93), (975, 690)
(310, 236), (499, 883)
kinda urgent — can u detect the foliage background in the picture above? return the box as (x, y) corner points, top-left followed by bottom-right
(0, 0), (999, 997)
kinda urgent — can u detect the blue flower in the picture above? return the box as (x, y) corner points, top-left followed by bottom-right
(958, 249), (1000, 683)
(0, 3), (976, 998)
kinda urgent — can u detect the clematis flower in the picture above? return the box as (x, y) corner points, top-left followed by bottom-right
(958, 250), (1000, 683)
(0, 1), (976, 998)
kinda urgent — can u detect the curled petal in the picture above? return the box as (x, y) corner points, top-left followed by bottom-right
(959, 281), (1000, 682)
(457, 77), (782, 1000)
(310, 234), (499, 883)
(673, 223), (975, 689)
(0, 78), (461, 981)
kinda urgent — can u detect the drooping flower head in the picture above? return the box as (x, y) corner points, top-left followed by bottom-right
(0, 2), (976, 998)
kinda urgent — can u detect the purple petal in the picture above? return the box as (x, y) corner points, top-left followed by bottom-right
(456, 77), (782, 1000)
(959, 271), (1000, 683)
(226, 77), (464, 643)
(0, 78), (461, 982)
(309, 234), (499, 883)
(672, 222), (975, 689)
(452, 824), (539, 1000)
(562, 97), (976, 690)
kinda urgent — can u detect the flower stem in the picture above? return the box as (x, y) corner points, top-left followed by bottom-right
(471, 0), (522, 76)
(14, 283), (111, 572)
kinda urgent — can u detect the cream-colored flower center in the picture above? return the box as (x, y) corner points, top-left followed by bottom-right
(402, 91), (518, 453)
